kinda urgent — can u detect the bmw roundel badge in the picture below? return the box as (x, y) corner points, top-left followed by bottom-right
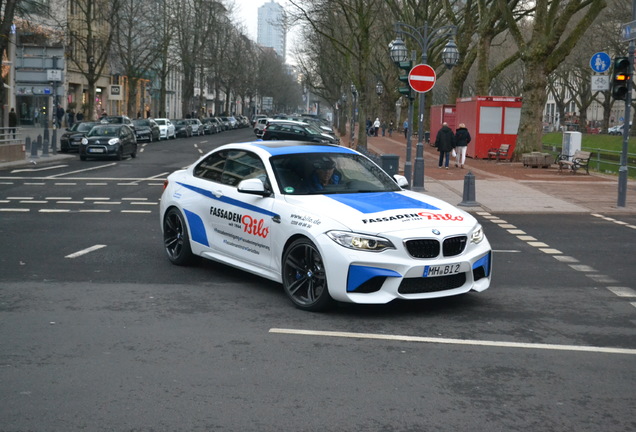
(432, 229), (440, 235)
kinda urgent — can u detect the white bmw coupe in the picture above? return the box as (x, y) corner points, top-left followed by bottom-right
(160, 141), (492, 311)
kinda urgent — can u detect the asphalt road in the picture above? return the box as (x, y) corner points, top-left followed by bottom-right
(1, 128), (635, 432)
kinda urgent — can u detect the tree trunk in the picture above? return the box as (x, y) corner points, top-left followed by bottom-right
(515, 61), (548, 158)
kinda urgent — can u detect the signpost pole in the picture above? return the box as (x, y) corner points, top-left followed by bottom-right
(618, 1), (636, 207)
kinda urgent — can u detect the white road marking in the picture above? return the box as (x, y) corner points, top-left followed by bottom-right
(65, 244), (107, 258)
(11, 165), (68, 173)
(46, 163), (117, 178)
(64, 245), (106, 258)
(39, 209), (70, 213)
(607, 287), (636, 298)
(0, 208), (29, 212)
(269, 328), (636, 355)
(493, 249), (521, 253)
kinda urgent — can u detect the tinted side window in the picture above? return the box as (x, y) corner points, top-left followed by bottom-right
(221, 150), (266, 187)
(193, 151), (226, 182)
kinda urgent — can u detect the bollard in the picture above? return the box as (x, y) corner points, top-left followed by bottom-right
(51, 128), (57, 154)
(27, 137), (38, 159)
(42, 128), (50, 157)
(35, 135), (43, 158)
(458, 170), (480, 207)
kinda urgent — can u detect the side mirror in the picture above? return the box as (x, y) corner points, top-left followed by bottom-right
(393, 174), (409, 188)
(238, 178), (271, 197)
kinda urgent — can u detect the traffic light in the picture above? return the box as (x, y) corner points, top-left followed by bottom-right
(612, 56), (631, 100)
(397, 61), (413, 99)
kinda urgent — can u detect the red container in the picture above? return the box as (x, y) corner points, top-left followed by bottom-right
(454, 96), (522, 159)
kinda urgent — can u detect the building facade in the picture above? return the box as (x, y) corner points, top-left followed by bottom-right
(257, 0), (286, 59)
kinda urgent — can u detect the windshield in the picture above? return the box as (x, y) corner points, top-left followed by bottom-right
(133, 120), (149, 127)
(88, 125), (121, 137)
(73, 122), (96, 132)
(155, 119), (166, 125)
(270, 152), (401, 195)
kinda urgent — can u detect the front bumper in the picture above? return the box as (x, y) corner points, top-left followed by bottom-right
(319, 236), (492, 304)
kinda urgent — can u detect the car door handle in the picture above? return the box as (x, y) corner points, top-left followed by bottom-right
(213, 190), (223, 198)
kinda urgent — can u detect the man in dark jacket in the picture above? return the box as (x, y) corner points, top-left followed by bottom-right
(434, 122), (456, 169)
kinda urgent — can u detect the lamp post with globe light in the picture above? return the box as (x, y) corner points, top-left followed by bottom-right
(389, 22), (459, 190)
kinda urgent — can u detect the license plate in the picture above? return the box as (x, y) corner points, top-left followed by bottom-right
(423, 263), (461, 277)
(89, 148), (104, 153)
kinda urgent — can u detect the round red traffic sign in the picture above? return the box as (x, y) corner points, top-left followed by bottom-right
(408, 64), (436, 93)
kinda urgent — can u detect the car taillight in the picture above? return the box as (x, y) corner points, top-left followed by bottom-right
(163, 179), (169, 190)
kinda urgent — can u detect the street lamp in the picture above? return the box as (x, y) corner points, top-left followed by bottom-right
(375, 80), (384, 96)
(389, 22), (459, 190)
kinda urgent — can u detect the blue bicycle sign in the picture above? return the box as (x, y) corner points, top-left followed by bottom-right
(590, 52), (611, 73)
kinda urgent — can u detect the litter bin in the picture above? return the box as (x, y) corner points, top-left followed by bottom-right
(380, 154), (399, 176)
(424, 131), (430, 144)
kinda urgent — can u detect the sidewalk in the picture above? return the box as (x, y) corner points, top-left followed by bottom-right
(353, 129), (636, 214)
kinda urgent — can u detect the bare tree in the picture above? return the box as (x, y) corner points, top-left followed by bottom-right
(66, 0), (122, 120)
(499, 0), (607, 157)
(112, 0), (161, 117)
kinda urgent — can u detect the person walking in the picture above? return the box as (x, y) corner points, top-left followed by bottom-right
(434, 122), (456, 169)
(403, 119), (409, 138)
(454, 123), (471, 169)
(8, 107), (17, 139)
(388, 120), (394, 137)
(373, 118), (380, 137)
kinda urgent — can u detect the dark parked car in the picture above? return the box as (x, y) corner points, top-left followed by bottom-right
(201, 117), (221, 134)
(132, 118), (160, 142)
(60, 121), (98, 153)
(172, 119), (193, 138)
(79, 124), (138, 161)
(261, 120), (339, 144)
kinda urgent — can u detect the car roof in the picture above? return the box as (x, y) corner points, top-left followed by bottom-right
(215, 141), (354, 157)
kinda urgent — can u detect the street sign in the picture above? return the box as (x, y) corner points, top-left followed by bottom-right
(408, 64), (436, 93)
(591, 75), (610, 92)
(590, 52), (611, 73)
(622, 20), (636, 42)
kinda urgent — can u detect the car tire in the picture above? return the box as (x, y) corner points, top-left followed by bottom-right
(131, 145), (137, 158)
(163, 207), (195, 265)
(282, 238), (334, 311)
(116, 148), (124, 161)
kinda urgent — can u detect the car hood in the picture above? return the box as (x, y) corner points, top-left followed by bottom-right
(283, 190), (476, 234)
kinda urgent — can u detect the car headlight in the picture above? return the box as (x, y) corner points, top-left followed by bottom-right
(81, 138), (88, 145)
(108, 138), (120, 146)
(327, 230), (395, 252)
(470, 224), (484, 244)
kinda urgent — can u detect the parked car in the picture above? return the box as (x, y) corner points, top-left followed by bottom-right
(132, 118), (160, 142)
(218, 117), (230, 131)
(251, 114), (267, 126)
(202, 117), (221, 134)
(155, 118), (176, 140)
(261, 120), (339, 144)
(186, 118), (204, 136)
(60, 121), (98, 153)
(253, 117), (272, 138)
(159, 141), (492, 311)
(79, 124), (137, 161)
(221, 116), (237, 129)
(172, 119), (193, 138)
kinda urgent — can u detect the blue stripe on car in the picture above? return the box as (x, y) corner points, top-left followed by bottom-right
(184, 209), (209, 246)
(472, 252), (491, 277)
(253, 144), (356, 156)
(177, 182), (278, 218)
(347, 265), (402, 292)
(326, 192), (440, 214)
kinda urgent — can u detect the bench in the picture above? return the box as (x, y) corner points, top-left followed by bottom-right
(557, 150), (591, 174)
(487, 144), (510, 162)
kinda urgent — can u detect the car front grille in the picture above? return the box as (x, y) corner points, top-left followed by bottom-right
(398, 273), (466, 294)
(405, 235), (467, 258)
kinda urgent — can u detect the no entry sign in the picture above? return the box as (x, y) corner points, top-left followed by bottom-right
(408, 64), (436, 93)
